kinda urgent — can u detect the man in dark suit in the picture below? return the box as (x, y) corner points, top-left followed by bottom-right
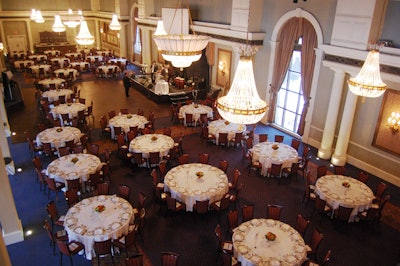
(151, 61), (158, 83)
(123, 72), (132, 97)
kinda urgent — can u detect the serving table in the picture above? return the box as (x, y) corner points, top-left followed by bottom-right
(108, 114), (148, 139)
(36, 126), (81, 149)
(208, 119), (246, 145)
(315, 175), (374, 222)
(250, 142), (298, 176)
(64, 195), (134, 260)
(179, 103), (213, 126)
(42, 88), (73, 103)
(51, 102), (87, 126)
(154, 80), (169, 95)
(164, 163), (229, 211)
(129, 134), (174, 159)
(46, 153), (101, 190)
(233, 219), (307, 266)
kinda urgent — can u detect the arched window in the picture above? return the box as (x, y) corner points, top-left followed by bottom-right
(274, 37), (304, 132)
(134, 27), (141, 54)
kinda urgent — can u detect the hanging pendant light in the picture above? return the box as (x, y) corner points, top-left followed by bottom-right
(216, 48), (268, 125)
(109, 14), (121, 31)
(52, 15), (66, 32)
(63, 9), (81, 28)
(348, 50), (387, 98)
(35, 10), (45, 23)
(30, 9), (37, 20)
(75, 20), (95, 45)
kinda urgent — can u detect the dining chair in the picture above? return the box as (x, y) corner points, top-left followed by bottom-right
(298, 158), (310, 178)
(185, 113), (195, 127)
(58, 146), (70, 157)
(306, 228), (324, 260)
(267, 163), (283, 180)
(43, 219), (68, 255)
(85, 171), (101, 195)
(60, 113), (71, 126)
(157, 161), (168, 181)
(96, 182), (110, 195)
(266, 204), (283, 220)
(117, 184), (130, 202)
(58, 95), (66, 104)
(241, 204), (254, 223)
(333, 205), (354, 228)
(133, 192), (147, 219)
(193, 199), (210, 216)
(148, 151), (161, 168)
(373, 181), (387, 204)
(334, 165), (346, 175)
(247, 152), (262, 176)
(126, 130), (137, 143)
(56, 239), (85, 265)
(227, 210), (239, 234)
(290, 138), (301, 151)
(218, 132), (229, 148)
(177, 154), (189, 165)
(316, 165), (327, 179)
(356, 206), (380, 230)
(228, 169), (241, 191)
(166, 197), (186, 215)
(46, 178), (65, 200)
(94, 239), (114, 266)
(282, 162), (300, 180)
(274, 135), (284, 143)
(228, 183), (243, 210)
(133, 152), (147, 168)
(137, 108), (144, 116)
(120, 108), (129, 114)
(210, 194), (230, 222)
(125, 254), (144, 266)
(89, 143), (100, 156)
(299, 146), (311, 162)
(218, 160), (229, 173)
(259, 133), (268, 143)
(214, 224), (233, 260)
(114, 127), (123, 141)
(161, 251), (179, 266)
(312, 195), (332, 220)
(303, 249), (332, 266)
(42, 142), (57, 158)
(376, 194), (390, 223)
(46, 201), (65, 230)
(229, 132), (243, 148)
(35, 168), (48, 193)
(198, 153), (210, 164)
(73, 144), (84, 154)
(357, 171), (369, 184)
(295, 213), (310, 238)
(65, 189), (80, 208)
(162, 127), (172, 136)
(113, 229), (138, 258)
(202, 126), (216, 144)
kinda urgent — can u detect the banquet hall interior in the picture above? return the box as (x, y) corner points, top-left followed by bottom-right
(0, 0), (400, 266)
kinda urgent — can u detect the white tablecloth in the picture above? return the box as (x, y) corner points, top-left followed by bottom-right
(155, 80), (169, 95)
(108, 58), (127, 66)
(70, 61), (90, 69)
(44, 50), (60, 56)
(233, 219), (307, 266)
(46, 153), (101, 189)
(250, 142), (298, 176)
(64, 195), (134, 260)
(14, 60), (34, 68)
(97, 65), (120, 77)
(36, 126), (81, 149)
(164, 163), (229, 211)
(179, 103), (213, 126)
(86, 55), (103, 62)
(208, 120), (246, 145)
(315, 175), (374, 222)
(65, 52), (81, 58)
(51, 103), (87, 125)
(54, 68), (78, 80)
(129, 134), (174, 159)
(38, 78), (66, 89)
(28, 54), (47, 61)
(50, 57), (70, 65)
(108, 114), (148, 139)
(29, 64), (52, 77)
(42, 88), (73, 103)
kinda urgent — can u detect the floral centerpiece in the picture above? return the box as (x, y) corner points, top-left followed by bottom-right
(272, 144), (279, 150)
(194, 103), (199, 108)
(265, 232), (276, 241)
(67, 103), (72, 106)
(126, 114), (132, 119)
(224, 121), (230, 125)
(151, 136), (158, 141)
(95, 205), (106, 213)
(342, 181), (350, 188)
(71, 157), (79, 164)
(56, 128), (63, 132)
(196, 171), (204, 178)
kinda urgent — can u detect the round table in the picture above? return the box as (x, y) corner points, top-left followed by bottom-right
(70, 61), (90, 69)
(65, 52), (81, 58)
(250, 142), (298, 176)
(42, 88), (73, 103)
(36, 126), (81, 149)
(50, 57), (70, 66)
(51, 103), (87, 126)
(179, 103), (213, 126)
(64, 195), (134, 260)
(54, 68), (78, 80)
(28, 54), (47, 61)
(208, 119), (246, 145)
(108, 58), (127, 66)
(129, 134), (174, 159)
(14, 60), (34, 68)
(315, 175), (374, 222)
(38, 78), (66, 89)
(86, 55), (103, 62)
(44, 50), (60, 56)
(46, 153), (102, 190)
(108, 114), (148, 139)
(97, 65), (120, 77)
(29, 64), (52, 77)
(233, 219), (307, 266)
(164, 163), (229, 211)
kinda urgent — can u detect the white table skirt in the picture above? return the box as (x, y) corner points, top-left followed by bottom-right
(51, 103), (87, 126)
(155, 81), (169, 95)
(64, 195), (134, 260)
(108, 114), (148, 139)
(54, 68), (78, 80)
(208, 120), (246, 145)
(179, 103), (213, 126)
(315, 175), (374, 222)
(233, 219), (307, 266)
(38, 78), (66, 89)
(29, 64), (52, 77)
(129, 134), (174, 159)
(42, 88), (73, 103)
(36, 126), (81, 149)
(250, 142), (298, 176)
(164, 163), (229, 211)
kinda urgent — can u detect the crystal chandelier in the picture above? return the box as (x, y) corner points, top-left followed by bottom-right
(348, 50), (387, 98)
(216, 47), (268, 125)
(75, 20), (95, 45)
(52, 15), (66, 32)
(62, 9), (82, 28)
(109, 14), (121, 31)
(153, 1), (210, 68)
(34, 10), (45, 23)
(30, 9), (37, 20)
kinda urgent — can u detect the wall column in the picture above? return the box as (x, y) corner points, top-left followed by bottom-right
(318, 68), (346, 159)
(331, 88), (358, 166)
(119, 23), (128, 58)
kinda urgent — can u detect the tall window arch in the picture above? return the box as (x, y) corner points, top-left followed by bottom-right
(274, 37), (304, 132)
(134, 27), (141, 54)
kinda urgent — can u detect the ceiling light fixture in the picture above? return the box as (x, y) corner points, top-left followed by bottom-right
(153, 0), (210, 69)
(34, 10), (45, 23)
(348, 49), (387, 99)
(109, 14), (121, 31)
(52, 15), (66, 32)
(75, 20), (95, 46)
(62, 9), (82, 28)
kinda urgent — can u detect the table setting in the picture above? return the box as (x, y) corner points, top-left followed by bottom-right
(29, 64), (52, 77)
(108, 113), (148, 139)
(164, 163), (229, 211)
(54, 68), (79, 80)
(208, 119), (246, 145)
(51, 102), (87, 126)
(233, 218), (307, 266)
(42, 88), (73, 103)
(38, 77), (66, 89)
(179, 103), (213, 126)
(129, 133), (174, 159)
(36, 126), (81, 149)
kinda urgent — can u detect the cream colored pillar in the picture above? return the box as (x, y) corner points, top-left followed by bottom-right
(25, 20), (34, 53)
(119, 23), (127, 58)
(331, 89), (358, 166)
(318, 68), (346, 159)
(0, 232), (12, 266)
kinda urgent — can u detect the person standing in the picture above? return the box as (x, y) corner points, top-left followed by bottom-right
(151, 61), (158, 83)
(123, 72), (131, 97)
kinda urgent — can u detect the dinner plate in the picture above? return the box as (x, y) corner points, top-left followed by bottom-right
(94, 228), (104, 235)
(296, 246), (305, 253)
(111, 222), (121, 230)
(270, 259), (280, 266)
(238, 224), (248, 232)
(238, 245), (248, 254)
(266, 219), (276, 226)
(251, 219), (260, 226)
(250, 255), (261, 264)
(280, 224), (290, 231)
(285, 255), (296, 263)
(234, 233), (244, 241)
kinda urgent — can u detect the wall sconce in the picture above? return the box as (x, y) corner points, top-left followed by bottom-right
(218, 61), (226, 76)
(387, 112), (400, 134)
